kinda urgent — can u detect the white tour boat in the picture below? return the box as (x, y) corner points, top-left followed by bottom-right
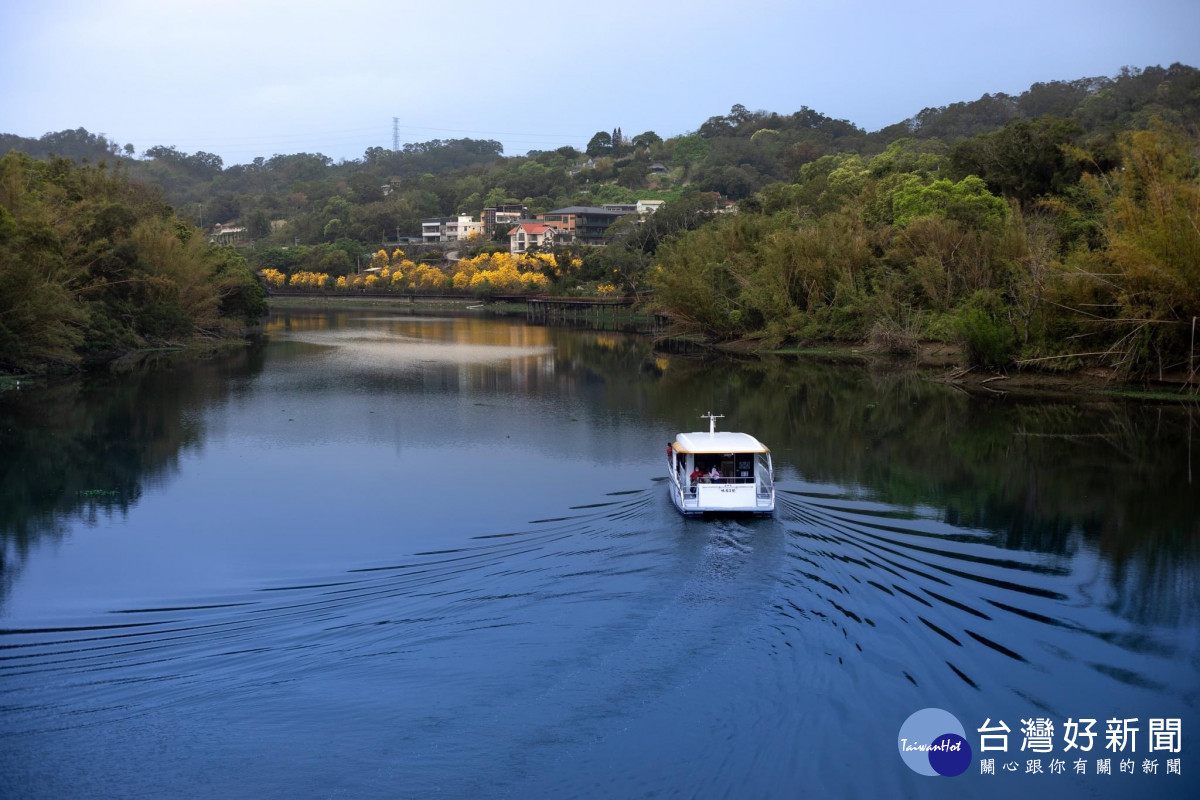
(666, 413), (775, 516)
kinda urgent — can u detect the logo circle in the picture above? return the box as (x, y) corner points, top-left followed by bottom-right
(897, 708), (971, 777)
(929, 733), (971, 777)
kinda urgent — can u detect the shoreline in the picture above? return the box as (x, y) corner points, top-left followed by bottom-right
(252, 296), (1200, 405)
(2, 331), (259, 388)
(761, 342), (1199, 403)
(266, 294), (480, 312)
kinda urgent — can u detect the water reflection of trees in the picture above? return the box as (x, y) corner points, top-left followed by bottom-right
(0, 346), (265, 604)
(2, 315), (1195, 625)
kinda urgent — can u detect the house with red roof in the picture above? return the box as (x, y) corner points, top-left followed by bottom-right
(508, 221), (555, 254)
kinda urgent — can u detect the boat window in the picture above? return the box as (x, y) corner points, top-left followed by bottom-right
(688, 453), (757, 483)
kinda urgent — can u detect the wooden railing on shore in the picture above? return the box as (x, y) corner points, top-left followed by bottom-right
(524, 295), (663, 332)
(267, 289), (467, 301)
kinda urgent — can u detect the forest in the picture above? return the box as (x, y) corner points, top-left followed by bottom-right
(1, 63), (1198, 377)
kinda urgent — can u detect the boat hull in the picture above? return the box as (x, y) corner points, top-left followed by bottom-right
(667, 480), (774, 516)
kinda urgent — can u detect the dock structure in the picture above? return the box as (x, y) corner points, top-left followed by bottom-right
(524, 296), (659, 332)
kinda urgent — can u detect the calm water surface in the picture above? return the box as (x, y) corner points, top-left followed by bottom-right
(1, 310), (1197, 798)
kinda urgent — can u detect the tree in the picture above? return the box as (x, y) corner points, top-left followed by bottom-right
(727, 104), (753, 126)
(949, 117), (1084, 204)
(1078, 123), (1200, 375)
(586, 131), (613, 157)
(617, 163), (648, 190)
(208, 194), (239, 225)
(632, 131), (662, 148)
(694, 164), (760, 199)
(671, 134), (709, 167)
(190, 151), (224, 175)
(348, 171), (383, 203)
(248, 209), (271, 239)
(891, 175), (1008, 229)
(0, 151), (271, 370)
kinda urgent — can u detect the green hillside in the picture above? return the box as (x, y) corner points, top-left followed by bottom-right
(3, 63), (1199, 378)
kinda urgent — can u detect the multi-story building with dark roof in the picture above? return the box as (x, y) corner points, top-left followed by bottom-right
(537, 206), (632, 245)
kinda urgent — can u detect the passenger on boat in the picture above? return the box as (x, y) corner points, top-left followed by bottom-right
(690, 467), (703, 485)
(709, 466), (722, 483)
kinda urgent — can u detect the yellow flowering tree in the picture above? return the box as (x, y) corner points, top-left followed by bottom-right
(261, 268), (286, 288)
(532, 252), (557, 274)
(450, 250), (560, 294)
(521, 272), (549, 291)
(450, 257), (477, 288)
(288, 271), (330, 289)
(411, 264), (448, 290)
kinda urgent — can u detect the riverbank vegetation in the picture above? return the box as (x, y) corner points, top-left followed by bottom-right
(652, 120), (1200, 381)
(0, 152), (266, 374)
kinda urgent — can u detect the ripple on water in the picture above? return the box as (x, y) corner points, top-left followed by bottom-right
(1, 481), (1196, 799)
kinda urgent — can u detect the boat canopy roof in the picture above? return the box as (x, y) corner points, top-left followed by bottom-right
(672, 431), (769, 454)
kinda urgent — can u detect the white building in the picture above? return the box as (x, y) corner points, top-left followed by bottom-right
(421, 215), (484, 243)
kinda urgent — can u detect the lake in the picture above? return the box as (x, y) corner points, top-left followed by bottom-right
(1, 308), (1197, 798)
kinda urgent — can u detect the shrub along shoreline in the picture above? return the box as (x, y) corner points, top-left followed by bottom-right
(0, 153), (266, 376)
(648, 123), (1200, 394)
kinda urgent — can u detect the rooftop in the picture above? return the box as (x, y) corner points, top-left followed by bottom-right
(545, 206), (632, 216)
(509, 222), (552, 235)
(672, 431), (770, 454)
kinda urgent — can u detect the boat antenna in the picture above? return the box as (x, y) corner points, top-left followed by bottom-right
(701, 412), (724, 434)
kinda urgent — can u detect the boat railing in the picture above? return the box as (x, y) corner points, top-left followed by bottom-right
(755, 454), (774, 503)
(690, 476), (756, 486)
(673, 466), (699, 507)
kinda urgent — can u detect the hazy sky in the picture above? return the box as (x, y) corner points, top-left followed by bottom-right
(2, 0), (1197, 166)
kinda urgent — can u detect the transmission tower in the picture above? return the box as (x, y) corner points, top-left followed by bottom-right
(392, 118), (400, 151)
